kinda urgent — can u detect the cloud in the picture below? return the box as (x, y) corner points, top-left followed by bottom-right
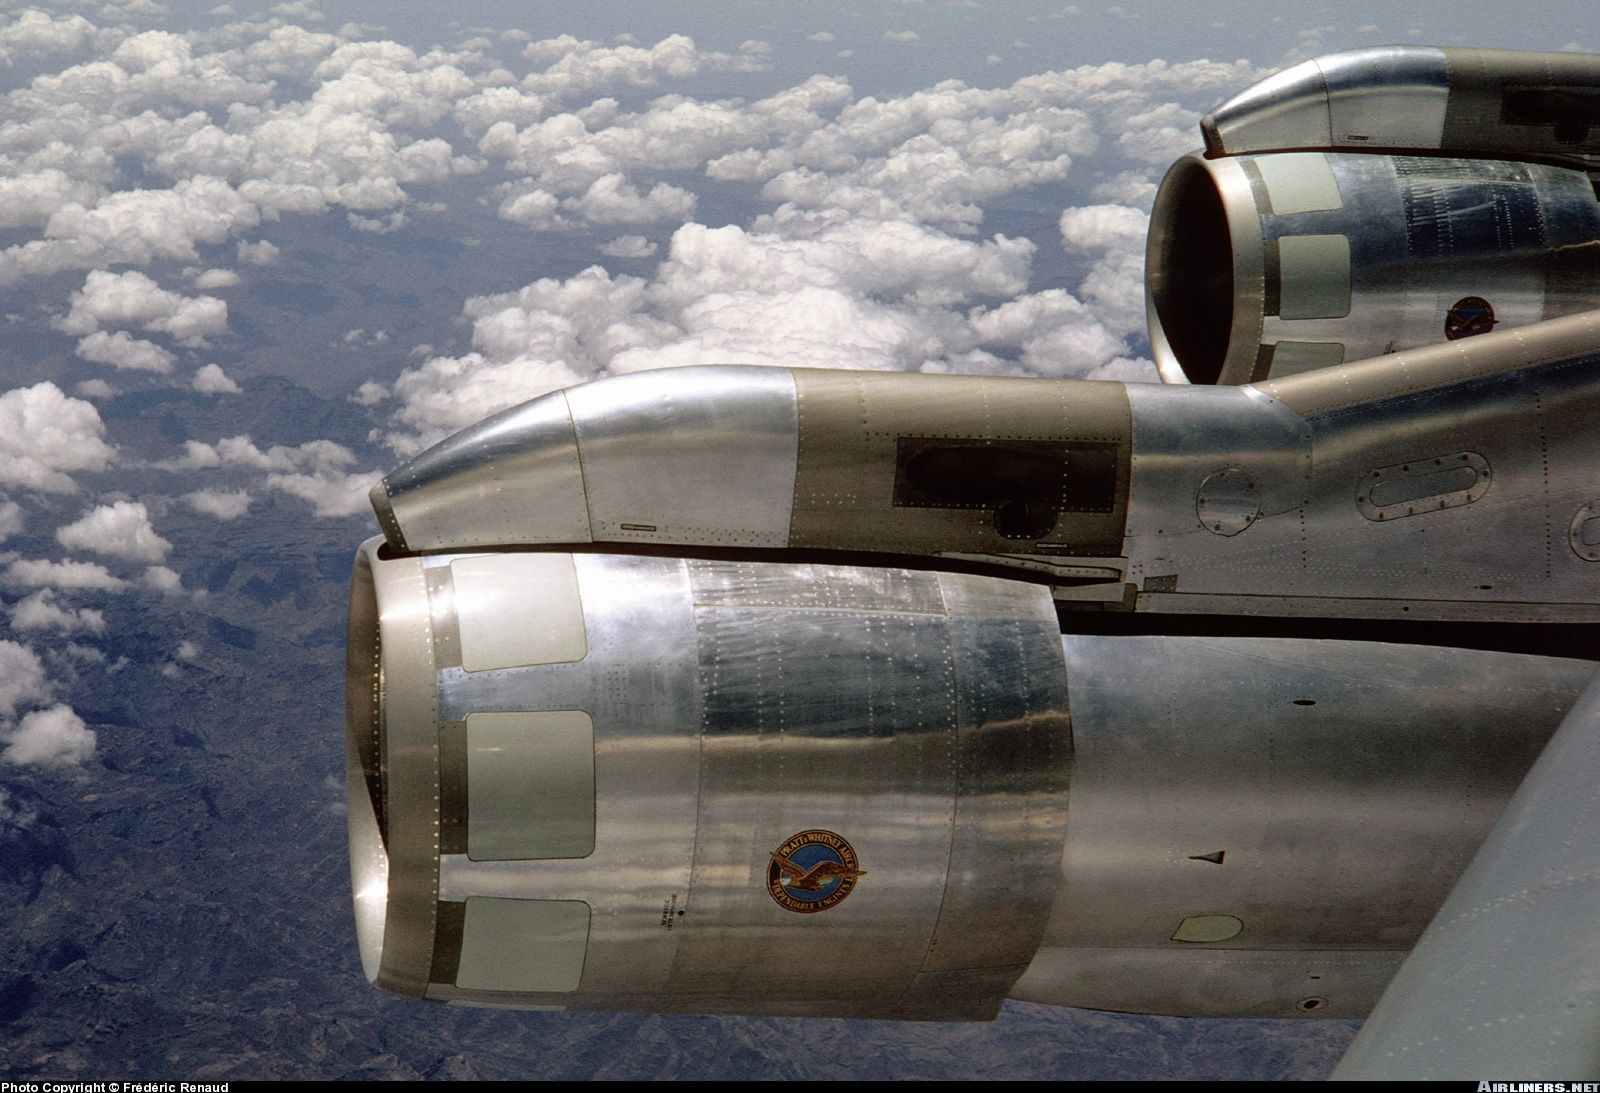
(56, 500), (171, 562)
(0, 641), (51, 718)
(183, 487), (251, 520)
(0, 177), (261, 287)
(143, 565), (181, 592)
(0, 11), (98, 66)
(883, 30), (922, 43)
(563, 173), (695, 225)
(598, 234), (657, 258)
(159, 435), (376, 517)
(2, 704), (95, 769)
(192, 363), (241, 394)
(0, 170), (107, 230)
(191, 268), (240, 289)
(236, 239), (278, 265)
(75, 379), (115, 399)
(60, 269), (228, 346)
(519, 34), (768, 102)
(5, 558), (130, 591)
(1059, 203), (1152, 351)
(262, 469), (377, 517)
(0, 383), (115, 493)
(9, 590), (105, 635)
(75, 331), (177, 373)
(0, 501), (23, 541)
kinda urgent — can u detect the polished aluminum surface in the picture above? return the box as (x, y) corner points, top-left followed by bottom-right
(1148, 148), (1600, 386)
(350, 547), (1072, 1018)
(345, 536), (441, 997)
(1125, 315), (1600, 616)
(565, 367), (799, 548)
(1203, 46), (1600, 160)
(380, 391), (590, 552)
(1204, 47), (1449, 155)
(1333, 667), (1600, 1079)
(1011, 633), (1593, 1018)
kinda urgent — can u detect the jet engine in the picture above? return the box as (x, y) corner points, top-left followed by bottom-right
(344, 46), (1600, 1051)
(346, 538), (1590, 1019)
(1148, 46), (1600, 384)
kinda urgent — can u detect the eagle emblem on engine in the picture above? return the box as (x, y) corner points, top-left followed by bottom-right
(766, 829), (865, 913)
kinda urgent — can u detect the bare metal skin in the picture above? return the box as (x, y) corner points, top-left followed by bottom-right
(347, 46), (1600, 1078)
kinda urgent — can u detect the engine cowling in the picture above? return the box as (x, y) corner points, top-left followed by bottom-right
(1147, 149), (1600, 384)
(346, 538), (1072, 1019)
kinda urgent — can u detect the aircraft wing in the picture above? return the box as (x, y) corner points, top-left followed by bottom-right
(1333, 669), (1600, 1080)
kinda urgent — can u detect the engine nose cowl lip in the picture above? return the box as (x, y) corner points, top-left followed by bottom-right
(372, 366), (801, 554)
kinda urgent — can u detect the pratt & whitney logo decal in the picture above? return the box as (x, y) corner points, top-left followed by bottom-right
(766, 829), (865, 913)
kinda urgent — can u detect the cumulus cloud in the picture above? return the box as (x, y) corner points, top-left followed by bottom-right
(1059, 203), (1153, 355)
(192, 363), (241, 394)
(883, 30), (922, 43)
(0, 501), (22, 541)
(0, 177), (262, 287)
(598, 234), (657, 258)
(236, 240), (278, 265)
(183, 487), (251, 520)
(9, 590), (106, 635)
(191, 268), (240, 289)
(262, 468), (377, 516)
(2, 704), (95, 769)
(75, 330), (177, 373)
(75, 379), (115, 399)
(0, 11), (97, 66)
(5, 558), (130, 591)
(143, 565), (181, 593)
(160, 435), (377, 517)
(60, 269), (228, 346)
(519, 34), (768, 102)
(56, 500), (171, 562)
(0, 383), (115, 493)
(0, 641), (51, 718)
(0, 170), (106, 230)
(564, 173), (695, 225)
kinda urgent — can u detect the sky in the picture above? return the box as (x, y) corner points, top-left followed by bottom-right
(0, 0), (1589, 1080)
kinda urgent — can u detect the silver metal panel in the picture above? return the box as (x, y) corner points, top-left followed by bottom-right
(1265, 340), (1344, 377)
(1202, 58), (1332, 153)
(1253, 152), (1341, 214)
(431, 552), (704, 1011)
(451, 554), (587, 671)
(1150, 146), (1600, 387)
(344, 537), (441, 998)
(1124, 382), (1310, 575)
(359, 550), (1072, 1019)
(466, 711), (595, 861)
(566, 366), (799, 548)
(918, 573), (1071, 978)
(1127, 328), (1600, 615)
(1017, 633), (1591, 1016)
(1333, 668), (1600, 1079)
(456, 898), (590, 993)
(1320, 47), (1449, 150)
(1010, 946), (1405, 1019)
(379, 391), (591, 551)
(1277, 234), (1350, 320)
(1202, 48), (1450, 155)
(660, 567), (961, 1018)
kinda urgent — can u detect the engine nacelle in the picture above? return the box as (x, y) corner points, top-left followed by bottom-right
(346, 538), (1072, 1020)
(345, 536), (1591, 1020)
(1147, 149), (1600, 384)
